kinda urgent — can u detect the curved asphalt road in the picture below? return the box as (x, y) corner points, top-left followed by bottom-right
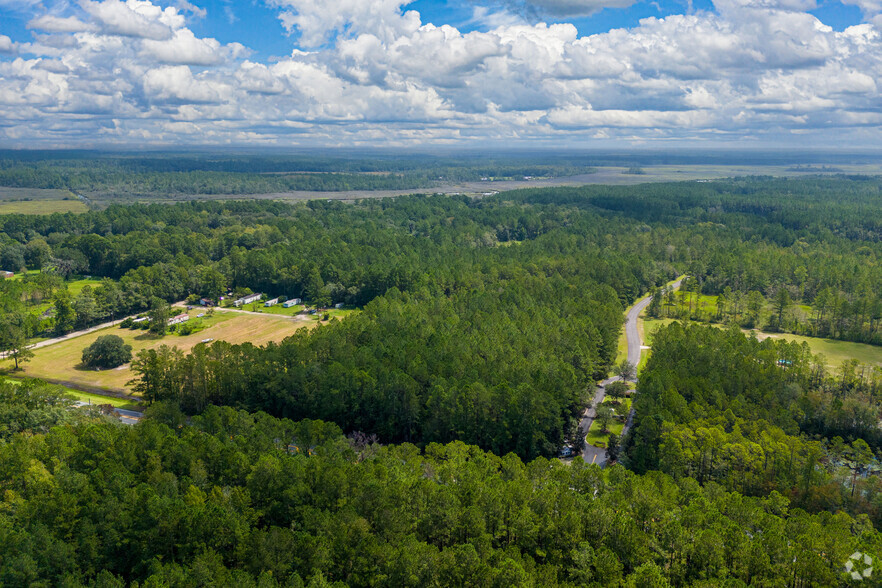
(580, 278), (684, 466)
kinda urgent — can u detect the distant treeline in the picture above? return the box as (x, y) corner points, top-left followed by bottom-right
(0, 155), (594, 195)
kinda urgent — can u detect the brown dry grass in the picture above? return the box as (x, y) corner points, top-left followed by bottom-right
(2, 310), (313, 393)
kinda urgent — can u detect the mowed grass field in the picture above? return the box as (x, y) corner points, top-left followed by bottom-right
(754, 331), (882, 369)
(2, 309), (315, 393)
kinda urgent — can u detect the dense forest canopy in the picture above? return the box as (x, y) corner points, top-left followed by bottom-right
(6, 177), (882, 457)
(1, 384), (879, 587)
(5, 174), (882, 584)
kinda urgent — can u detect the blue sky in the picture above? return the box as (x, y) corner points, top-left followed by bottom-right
(0, 0), (880, 148)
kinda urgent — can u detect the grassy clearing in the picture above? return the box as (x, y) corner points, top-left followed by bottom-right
(753, 331), (882, 369)
(642, 318), (677, 347)
(2, 309), (315, 393)
(66, 278), (104, 296)
(0, 199), (87, 215)
(22, 276), (105, 317)
(7, 269), (41, 280)
(247, 303), (306, 316)
(0, 187), (76, 200)
(615, 330), (628, 365)
(319, 308), (358, 321)
(585, 397), (632, 448)
(61, 389), (141, 410)
(3, 377), (139, 409)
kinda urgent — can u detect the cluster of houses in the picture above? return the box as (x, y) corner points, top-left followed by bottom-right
(202, 291), (341, 311)
(265, 297), (302, 308)
(230, 293), (309, 309)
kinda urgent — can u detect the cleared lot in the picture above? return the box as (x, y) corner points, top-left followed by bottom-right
(2, 310), (314, 394)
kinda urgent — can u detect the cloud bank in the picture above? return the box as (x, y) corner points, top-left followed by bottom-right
(1, 0), (882, 147)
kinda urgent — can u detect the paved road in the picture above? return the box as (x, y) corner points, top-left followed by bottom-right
(579, 278), (684, 466)
(0, 301), (186, 359)
(72, 402), (142, 425)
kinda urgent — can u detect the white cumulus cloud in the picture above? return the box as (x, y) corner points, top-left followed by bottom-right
(0, 0), (881, 147)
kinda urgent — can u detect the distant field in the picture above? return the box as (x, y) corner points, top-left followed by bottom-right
(640, 316), (882, 370)
(0, 199), (87, 215)
(0, 187), (76, 200)
(0, 188), (86, 214)
(2, 309), (315, 394)
(78, 164), (882, 206)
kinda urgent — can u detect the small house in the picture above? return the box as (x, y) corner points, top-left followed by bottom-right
(0, 270), (14, 279)
(199, 298), (214, 306)
(264, 298), (279, 307)
(132, 317), (148, 324)
(334, 303), (344, 309)
(282, 299), (297, 308)
(168, 313), (190, 326)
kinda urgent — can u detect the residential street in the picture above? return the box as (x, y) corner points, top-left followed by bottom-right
(580, 278), (684, 466)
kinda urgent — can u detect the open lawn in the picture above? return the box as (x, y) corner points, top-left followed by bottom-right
(0, 199), (87, 215)
(227, 302), (307, 316)
(753, 331), (882, 370)
(217, 305), (358, 322)
(2, 309), (315, 394)
(585, 397), (631, 448)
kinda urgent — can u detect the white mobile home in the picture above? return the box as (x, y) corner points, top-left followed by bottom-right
(234, 293), (262, 307)
(264, 298), (279, 307)
(282, 299), (299, 308)
(168, 313), (190, 326)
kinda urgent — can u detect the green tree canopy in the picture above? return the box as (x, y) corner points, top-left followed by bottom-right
(81, 334), (132, 369)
